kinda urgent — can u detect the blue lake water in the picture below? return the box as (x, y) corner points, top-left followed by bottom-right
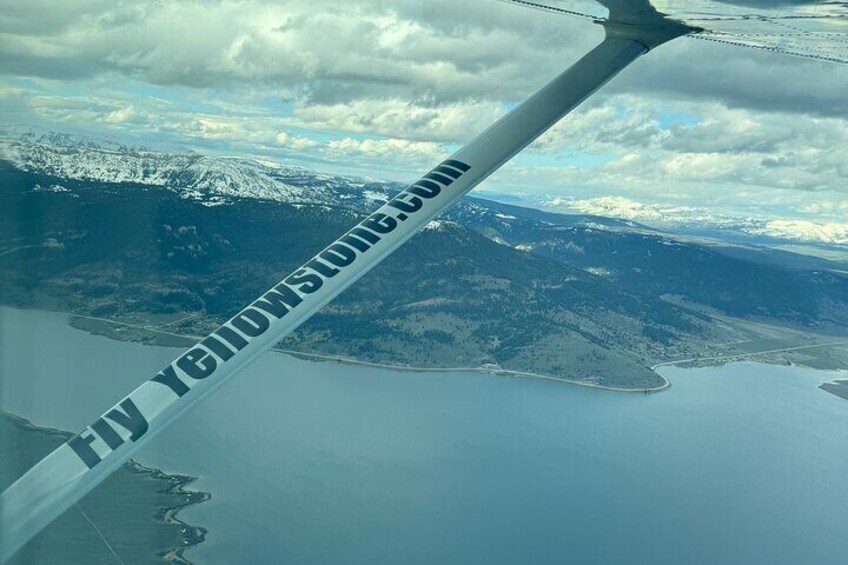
(2, 306), (847, 564)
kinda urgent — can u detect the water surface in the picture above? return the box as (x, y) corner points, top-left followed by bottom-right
(2, 306), (847, 565)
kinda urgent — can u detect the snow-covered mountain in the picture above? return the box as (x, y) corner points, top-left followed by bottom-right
(2, 131), (844, 247)
(544, 196), (848, 246)
(1, 131), (642, 245)
(3, 130), (847, 344)
(747, 219), (848, 247)
(0, 132), (395, 210)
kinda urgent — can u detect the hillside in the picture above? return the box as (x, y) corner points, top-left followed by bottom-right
(1, 133), (846, 388)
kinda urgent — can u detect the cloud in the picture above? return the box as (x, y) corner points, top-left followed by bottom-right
(1, 0), (846, 222)
(275, 130), (319, 150)
(325, 137), (446, 163)
(2, 0), (845, 114)
(292, 98), (505, 143)
(616, 36), (848, 117)
(0, 0), (593, 95)
(104, 105), (140, 124)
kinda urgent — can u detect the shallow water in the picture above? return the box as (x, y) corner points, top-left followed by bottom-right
(2, 306), (847, 565)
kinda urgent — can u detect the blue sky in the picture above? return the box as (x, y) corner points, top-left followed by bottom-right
(1, 0), (846, 229)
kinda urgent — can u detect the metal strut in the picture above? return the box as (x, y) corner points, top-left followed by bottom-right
(1, 13), (694, 562)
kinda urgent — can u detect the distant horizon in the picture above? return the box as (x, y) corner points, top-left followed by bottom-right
(3, 124), (846, 247)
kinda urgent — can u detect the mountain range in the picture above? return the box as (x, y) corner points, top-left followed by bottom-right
(542, 195), (848, 246)
(1, 131), (846, 389)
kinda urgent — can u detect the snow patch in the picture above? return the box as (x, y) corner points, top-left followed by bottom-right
(423, 220), (447, 231)
(33, 183), (71, 193)
(545, 195), (846, 245)
(585, 267), (612, 277)
(362, 190), (389, 203)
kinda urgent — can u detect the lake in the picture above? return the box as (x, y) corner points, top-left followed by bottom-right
(2, 306), (847, 564)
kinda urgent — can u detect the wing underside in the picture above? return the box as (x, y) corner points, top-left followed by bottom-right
(500, 0), (848, 64)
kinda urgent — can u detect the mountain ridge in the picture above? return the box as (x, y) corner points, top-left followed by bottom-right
(544, 195), (848, 246)
(1, 131), (846, 389)
(4, 130), (844, 247)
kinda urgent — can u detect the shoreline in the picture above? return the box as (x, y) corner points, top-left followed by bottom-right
(50, 307), (671, 393)
(1, 411), (210, 564)
(273, 348), (672, 393)
(10, 303), (848, 395)
(128, 461), (210, 565)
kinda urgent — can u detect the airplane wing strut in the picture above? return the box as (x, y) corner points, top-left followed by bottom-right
(0, 13), (694, 562)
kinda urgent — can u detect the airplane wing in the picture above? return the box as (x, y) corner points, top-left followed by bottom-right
(0, 7), (694, 559)
(502, 0), (848, 64)
(5, 0), (846, 559)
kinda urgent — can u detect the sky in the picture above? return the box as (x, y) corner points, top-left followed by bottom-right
(1, 0), (846, 227)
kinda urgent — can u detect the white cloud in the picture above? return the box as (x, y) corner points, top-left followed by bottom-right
(292, 98), (504, 143)
(104, 105), (139, 123)
(1, 0), (846, 223)
(275, 130), (319, 150)
(325, 137), (446, 163)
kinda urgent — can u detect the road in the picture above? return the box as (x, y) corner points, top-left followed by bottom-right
(651, 339), (848, 369)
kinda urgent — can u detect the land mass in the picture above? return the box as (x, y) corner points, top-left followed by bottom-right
(0, 412), (208, 564)
(1, 134), (847, 391)
(64, 304), (848, 394)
